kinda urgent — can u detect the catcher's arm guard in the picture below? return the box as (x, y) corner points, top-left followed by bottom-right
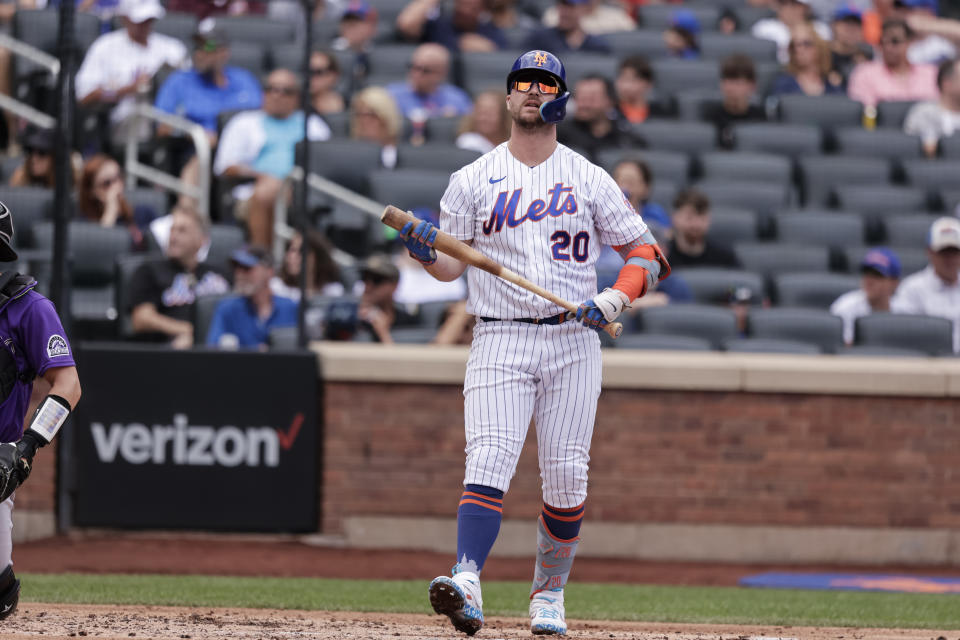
(0, 394), (71, 503)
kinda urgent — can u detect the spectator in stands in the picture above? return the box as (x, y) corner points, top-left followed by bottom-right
(128, 204), (230, 349)
(752, 0), (832, 64)
(540, 0), (636, 35)
(206, 245), (298, 350)
(271, 230), (344, 301)
(488, 0), (537, 31)
(326, 254), (412, 343)
(597, 220), (689, 307)
(897, 0), (956, 64)
(154, 20), (263, 201)
(663, 9), (701, 59)
(455, 90), (510, 154)
(717, 7), (741, 35)
(892, 216), (960, 351)
(213, 68), (331, 247)
(771, 22), (847, 94)
(558, 74), (638, 162)
(331, 0), (378, 99)
(703, 54), (767, 150)
(350, 86), (403, 168)
(309, 50), (346, 116)
(615, 55), (669, 124)
(396, 0), (508, 52)
(432, 300), (476, 345)
(830, 247), (904, 345)
(612, 157), (671, 228)
(78, 154), (158, 252)
(524, 0), (612, 54)
(847, 18), (939, 107)
(76, 0), (189, 143)
(386, 43), (473, 120)
(904, 58), (960, 156)
(829, 4), (874, 84)
(8, 126), (55, 189)
(667, 188), (740, 269)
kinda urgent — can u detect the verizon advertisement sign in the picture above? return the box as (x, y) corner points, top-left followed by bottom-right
(72, 346), (319, 531)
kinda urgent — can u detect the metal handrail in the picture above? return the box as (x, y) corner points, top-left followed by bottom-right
(0, 32), (60, 77)
(123, 103), (211, 220)
(0, 92), (55, 130)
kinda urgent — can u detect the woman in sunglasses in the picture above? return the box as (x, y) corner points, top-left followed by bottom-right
(78, 154), (158, 252)
(8, 127), (60, 189)
(771, 22), (845, 96)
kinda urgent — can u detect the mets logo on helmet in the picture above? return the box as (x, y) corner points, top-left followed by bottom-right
(534, 51), (547, 66)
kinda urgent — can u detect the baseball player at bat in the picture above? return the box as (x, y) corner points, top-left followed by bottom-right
(400, 50), (669, 636)
(0, 201), (82, 619)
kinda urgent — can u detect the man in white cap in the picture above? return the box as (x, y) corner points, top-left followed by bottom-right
(893, 216), (960, 352)
(76, 0), (188, 142)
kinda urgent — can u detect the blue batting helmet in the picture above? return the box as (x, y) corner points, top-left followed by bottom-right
(506, 50), (570, 124)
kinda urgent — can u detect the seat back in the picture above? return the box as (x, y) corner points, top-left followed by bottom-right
(637, 304), (738, 348)
(772, 272), (861, 308)
(748, 307), (844, 353)
(674, 267), (765, 305)
(855, 313), (954, 355)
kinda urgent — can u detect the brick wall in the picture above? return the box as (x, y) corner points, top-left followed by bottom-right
(322, 383), (960, 533)
(15, 439), (56, 510)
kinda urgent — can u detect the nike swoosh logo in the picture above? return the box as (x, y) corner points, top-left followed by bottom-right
(489, 176), (506, 184)
(541, 561), (560, 568)
(2, 604), (11, 612)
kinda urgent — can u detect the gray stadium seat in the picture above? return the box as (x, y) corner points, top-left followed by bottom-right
(396, 144), (481, 171)
(883, 214), (943, 247)
(698, 151), (792, 185)
(730, 5), (775, 29)
(695, 179), (791, 213)
(699, 33), (777, 62)
(734, 242), (830, 276)
(902, 159), (960, 196)
(0, 186), (53, 249)
(305, 139), (384, 195)
(194, 293), (232, 345)
(390, 327), (438, 344)
(369, 168), (450, 212)
(636, 304), (738, 349)
(613, 333), (714, 351)
(773, 211), (865, 246)
(222, 41), (267, 77)
(638, 4), (719, 30)
(564, 53), (619, 86)
(708, 207), (760, 245)
(941, 188), (960, 213)
(723, 337), (822, 354)
(833, 127), (924, 160)
(460, 50), (525, 96)
(604, 29), (670, 58)
(876, 101), (917, 128)
(594, 149), (691, 186)
(212, 15), (298, 46)
(673, 268), (765, 305)
(424, 116), (462, 145)
(649, 179), (679, 211)
(778, 95), (863, 131)
(797, 154), (890, 207)
(153, 12), (199, 42)
(206, 224), (246, 274)
(836, 345), (929, 358)
(650, 59), (720, 95)
(855, 313), (954, 356)
(772, 272), (860, 308)
(941, 135), (960, 159)
(747, 307), (844, 353)
(367, 44), (419, 86)
(732, 123), (822, 157)
(674, 88), (723, 121)
(126, 188), (168, 219)
(13, 10), (101, 81)
(835, 185), (929, 215)
(843, 245), (927, 277)
(268, 326), (299, 350)
(633, 119), (716, 154)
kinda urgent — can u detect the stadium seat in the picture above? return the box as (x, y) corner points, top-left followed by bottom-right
(115, 254), (166, 339)
(13, 10), (100, 82)
(699, 33), (777, 62)
(423, 116), (462, 145)
(223, 42), (267, 77)
(673, 268), (765, 305)
(835, 345), (929, 358)
(855, 313), (954, 356)
(695, 179), (791, 213)
(747, 307), (844, 353)
(732, 123), (822, 157)
(0, 186), (53, 249)
(842, 245), (927, 277)
(835, 184), (928, 217)
(367, 44), (420, 87)
(796, 154), (890, 207)
(604, 29), (670, 59)
(674, 88), (724, 121)
(729, 5), (775, 29)
(395, 144), (481, 171)
(126, 188), (169, 221)
(613, 333), (714, 351)
(650, 59), (720, 96)
(270, 43), (307, 72)
(636, 304), (738, 349)
(833, 127), (924, 160)
(323, 111), (351, 139)
(876, 100), (917, 128)
(194, 293), (232, 345)
(708, 207), (760, 245)
(649, 179), (679, 211)
(882, 214), (943, 248)
(902, 160), (960, 208)
(390, 327), (438, 344)
(778, 95), (863, 131)
(460, 50), (526, 96)
(206, 224), (246, 274)
(594, 149), (692, 186)
(304, 139), (384, 196)
(723, 337), (822, 354)
(633, 119), (717, 154)
(698, 151), (792, 185)
(940, 135), (960, 159)
(734, 242), (830, 276)
(773, 211), (865, 246)
(564, 53), (619, 87)
(369, 168), (450, 212)
(941, 188), (960, 214)
(211, 15), (297, 46)
(152, 12), (199, 43)
(268, 326), (299, 350)
(772, 272), (860, 309)
(638, 4), (719, 30)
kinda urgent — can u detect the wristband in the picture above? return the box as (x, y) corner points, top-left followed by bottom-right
(26, 394), (71, 446)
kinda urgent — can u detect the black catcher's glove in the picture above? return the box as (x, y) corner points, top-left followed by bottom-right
(0, 432), (42, 503)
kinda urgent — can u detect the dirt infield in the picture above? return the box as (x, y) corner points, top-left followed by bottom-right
(3, 604), (954, 640)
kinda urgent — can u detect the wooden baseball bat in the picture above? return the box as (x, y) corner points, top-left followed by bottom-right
(381, 205), (623, 339)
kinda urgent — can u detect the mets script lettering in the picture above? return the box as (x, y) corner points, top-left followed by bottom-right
(482, 183), (579, 235)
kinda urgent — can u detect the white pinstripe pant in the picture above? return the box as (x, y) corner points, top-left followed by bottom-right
(463, 320), (602, 508)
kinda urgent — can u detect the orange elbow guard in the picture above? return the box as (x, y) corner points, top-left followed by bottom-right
(611, 243), (671, 301)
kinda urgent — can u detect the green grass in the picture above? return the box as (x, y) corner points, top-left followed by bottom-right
(20, 573), (960, 629)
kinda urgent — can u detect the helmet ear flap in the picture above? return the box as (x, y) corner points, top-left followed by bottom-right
(538, 91), (569, 124)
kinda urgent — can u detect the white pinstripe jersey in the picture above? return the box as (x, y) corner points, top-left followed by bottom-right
(440, 142), (648, 319)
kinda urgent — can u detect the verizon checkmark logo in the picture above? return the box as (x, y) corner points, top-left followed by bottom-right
(276, 413), (305, 450)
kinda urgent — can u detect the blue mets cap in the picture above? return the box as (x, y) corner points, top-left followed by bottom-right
(832, 4), (863, 21)
(671, 9), (701, 35)
(861, 247), (901, 278)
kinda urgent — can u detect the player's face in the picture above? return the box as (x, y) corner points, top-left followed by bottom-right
(507, 72), (559, 128)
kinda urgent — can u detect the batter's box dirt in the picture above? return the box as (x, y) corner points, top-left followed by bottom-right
(2, 604), (955, 640)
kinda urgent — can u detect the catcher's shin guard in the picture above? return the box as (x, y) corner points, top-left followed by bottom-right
(530, 516), (579, 596)
(0, 564), (19, 619)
